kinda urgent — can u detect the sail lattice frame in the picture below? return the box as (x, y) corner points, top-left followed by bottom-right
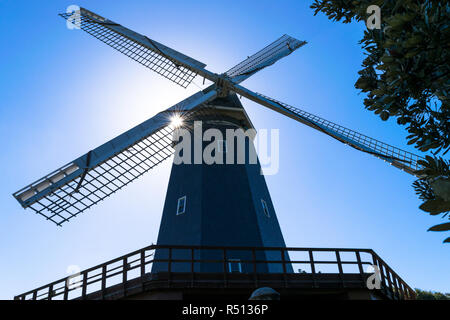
(27, 126), (174, 226)
(226, 35), (305, 79)
(59, 12), (198, 88)
(259, 94), (423, 174)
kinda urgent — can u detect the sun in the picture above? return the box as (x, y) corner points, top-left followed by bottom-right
(170, 114), (184, 128)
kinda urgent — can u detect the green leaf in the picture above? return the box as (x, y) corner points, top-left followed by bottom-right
(444, 237), (450, 244)
(380, 111), (390, 121)
(428, 223), (450, 232)
(419, 199), (450, 215)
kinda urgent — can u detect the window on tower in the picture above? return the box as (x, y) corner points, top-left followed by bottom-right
(228, 259), (242, 273)
(261, 199), (270, 218)
(177, 196), (186, 215)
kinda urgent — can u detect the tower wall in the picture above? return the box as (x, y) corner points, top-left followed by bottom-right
(152, 96), (291, 274)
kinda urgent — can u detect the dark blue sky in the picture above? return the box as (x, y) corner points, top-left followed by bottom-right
(0, 1), (448, 298)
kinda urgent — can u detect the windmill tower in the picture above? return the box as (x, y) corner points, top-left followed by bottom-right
(12, 7), (420, 300)
(152, 94), (292, 274)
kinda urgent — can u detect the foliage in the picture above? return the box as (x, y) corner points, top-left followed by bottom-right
(311, 0), (450, 243)
(415, 288), (450, 300)
(413, 156), (450, 242)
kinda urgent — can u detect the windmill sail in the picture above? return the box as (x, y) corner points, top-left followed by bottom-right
(13, 89), (218, 225)
(226, 35), (306, 84)
(59, 7), (210, 88)
(231, 85), (423, 175)
(59, 7), (307, 89)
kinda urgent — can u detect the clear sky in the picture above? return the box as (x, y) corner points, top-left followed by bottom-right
(0, 1), (448, 299)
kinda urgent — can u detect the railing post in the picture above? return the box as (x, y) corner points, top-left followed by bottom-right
(281, 248), (288, 288)
(252, 248), (258, 288)
(168, 248), (172, 273)
(281, 248), (287, 274)
(122, 257), (127, 296)
(403, 282), (409, 300)
(140, 251), (145, 277)
(309, 250), (316, 288)
(385, 269), (394, 296)
(355, 251), (365, 285)
(191, 248), (195, 274)
(379, 265), (387, 293)
(392, 274), (400, 300)
(223, 248), (227, 288)
(63, 281), (68, 300)
(141, 249), (147, 292)
(48, 284), (53, 300)
(101, 265), (106, 300)
(81, 271), (87, 299)
(191, 248), (195, 288)
(405, 284), (411, 300)
(335, 250), (344, 288)
(168, 248), (172, 288)
(411, 287), (417, 300)
(398, 281), (406, 300)
(406, 288), (411, 300)
(372, 254), (385, 292)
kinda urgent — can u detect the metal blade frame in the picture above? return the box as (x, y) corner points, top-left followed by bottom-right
(13, 88), (218, 225)
(230, 84), (423, 175)
(60, 7), (306, 90)
(226, 35), (306, 84)
(60, 7), (216, 88)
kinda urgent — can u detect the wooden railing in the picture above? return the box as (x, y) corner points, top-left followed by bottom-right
(14, 245), (415, 300)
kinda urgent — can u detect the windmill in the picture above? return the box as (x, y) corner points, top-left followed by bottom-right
(13, 8), (423, 276)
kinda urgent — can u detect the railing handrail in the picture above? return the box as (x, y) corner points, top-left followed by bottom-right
(14, 245), (415, 300)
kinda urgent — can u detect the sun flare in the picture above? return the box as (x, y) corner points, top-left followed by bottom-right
(170, 114), (184, 128)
